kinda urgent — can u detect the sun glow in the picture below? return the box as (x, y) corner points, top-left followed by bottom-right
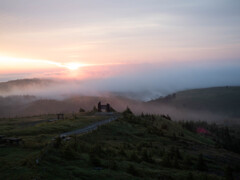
(63, 63), (85, 71)
(0, 56), (88, 72)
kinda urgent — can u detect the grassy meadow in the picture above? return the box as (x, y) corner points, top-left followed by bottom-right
(0, 110), (240, 179)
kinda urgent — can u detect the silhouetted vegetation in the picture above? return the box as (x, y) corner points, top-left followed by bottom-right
(92, 105), (98, 112)
(79, 108), (85, 112)
(0, 113), (240, 179)
(179, 121), (240, 154)
(122, 106), (133, 116)
(196, 154), (207, 171)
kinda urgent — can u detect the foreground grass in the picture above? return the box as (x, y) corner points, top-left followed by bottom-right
(0, 112), (240, 179)
(0, 113), (108, 178)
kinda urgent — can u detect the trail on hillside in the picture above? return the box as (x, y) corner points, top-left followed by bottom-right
(60, 115), (118, 137)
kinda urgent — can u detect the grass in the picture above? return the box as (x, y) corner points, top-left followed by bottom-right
(0, 113), (108, 179)
(150, 86), (240, 117)
(0, 112), (240, 179)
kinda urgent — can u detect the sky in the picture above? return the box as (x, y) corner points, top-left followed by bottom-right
(0, 0), (240, 94)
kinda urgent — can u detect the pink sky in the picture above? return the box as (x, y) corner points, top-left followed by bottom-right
(0, 0), (240, 82)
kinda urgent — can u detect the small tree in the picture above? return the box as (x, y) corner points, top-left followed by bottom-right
(123, 107), (133, 115)
(172, 133), (177, 141)
(162, 154), (171, 167)
(196, 154), (207, 171)
(92, 106), (98, 112)
(109, 160), (118, 170)
(89, 154), (101, 166)
(119, 148), (127, 157)
(130, 152), (140, 163)
(79, 108), (85, 112)
(187, 172), (194, 180)
(127, 164), (139, 176)
(53, 136), (62, 148)
(183, 155), (192, 169)
(63, 145), (76, 160)
(73, 135), (78, 151)
(109, 106), (116, 112)
(141, 149), (153, 163)
(224, 166), (233, 180)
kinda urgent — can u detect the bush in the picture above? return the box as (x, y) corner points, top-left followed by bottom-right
(79, 108), (85, 112)
(123, 107), (134, 118)
(119, 149), (127, 157)
(224, 166), (233, 180)
(90, 144), (104, 157)
(109, 106), (116, 112)
(53, 137), (62, 148)
(89, 154), (102, 167)
(187, 172), (194, 180)
(127, 164), (139, 176)
(173, 157), (179, 169)
(183, 155), (193, 169)
(92, 106), (98, 112)
(62, 145), (77, 160)
(130, 152), (140, 163)
(109, 160), (118, 170)
(162, 154), (171, 167)
(169, 146), (181, 159)
(161, 123), (168, 130)
(196, 154), (207, 171)
(141, 149), (153, 163)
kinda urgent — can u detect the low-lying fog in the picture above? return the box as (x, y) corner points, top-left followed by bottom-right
(1, 61), (240, 101)
(0, 62), (240, 124)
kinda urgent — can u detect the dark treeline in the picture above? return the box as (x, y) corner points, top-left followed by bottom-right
(179, 121), (240, 154)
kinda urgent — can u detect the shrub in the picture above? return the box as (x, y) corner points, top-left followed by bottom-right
(92, 106), (98, 112)
(130, 152), (140, 163)
(183, 155), (193, 169)
(53, 137), (62, 148)
(173, 157), (179, 169)
(196, 154), (207, 171)
(161, 123), (168, 130)
(119, 149), (127, 157)
(187, 172), (194, 180)
(141, 149), (153, 163)
(109, 160), (118, 170)
(123, 107), (133, 115)
(79, 108), (85, 112)
(89, 154), (102, 167)
(90, 144), (104, 157)
(224, 166), (233, 180)
(127, 164), (139, 176)
(162, 154), (171, 167)
(62, 145), (77, 160)
(122, 107), (134, 119)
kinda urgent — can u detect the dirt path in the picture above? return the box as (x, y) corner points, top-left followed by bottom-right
(60, 116), (118, 137)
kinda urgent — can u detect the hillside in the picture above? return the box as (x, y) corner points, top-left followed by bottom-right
(1, 81), (240, 123)
(0, 95), (142, 117)
(149, 86), (240, 118)
(0, 78), (56, 93)
(0, 112), (240, 179)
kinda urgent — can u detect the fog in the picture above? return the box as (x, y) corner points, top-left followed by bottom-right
(0, 61), (239, 123)
(0, 93), (233, 124)
(1, 61), (240, 101)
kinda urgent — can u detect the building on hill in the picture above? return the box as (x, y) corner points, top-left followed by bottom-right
(98, 102), (111, 112)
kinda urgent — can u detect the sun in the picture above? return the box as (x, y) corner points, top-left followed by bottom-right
(64, 63), (84, 71)
(0, 55), (90, 72)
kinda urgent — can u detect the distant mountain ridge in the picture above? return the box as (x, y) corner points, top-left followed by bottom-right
(0, 95), (142, 118)
(149, 86), (240, 118)
(0, 79), (239, 123)
(0, 78), (56, 93)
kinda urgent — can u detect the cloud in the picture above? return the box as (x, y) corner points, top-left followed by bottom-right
(1, 0), (240, 64)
